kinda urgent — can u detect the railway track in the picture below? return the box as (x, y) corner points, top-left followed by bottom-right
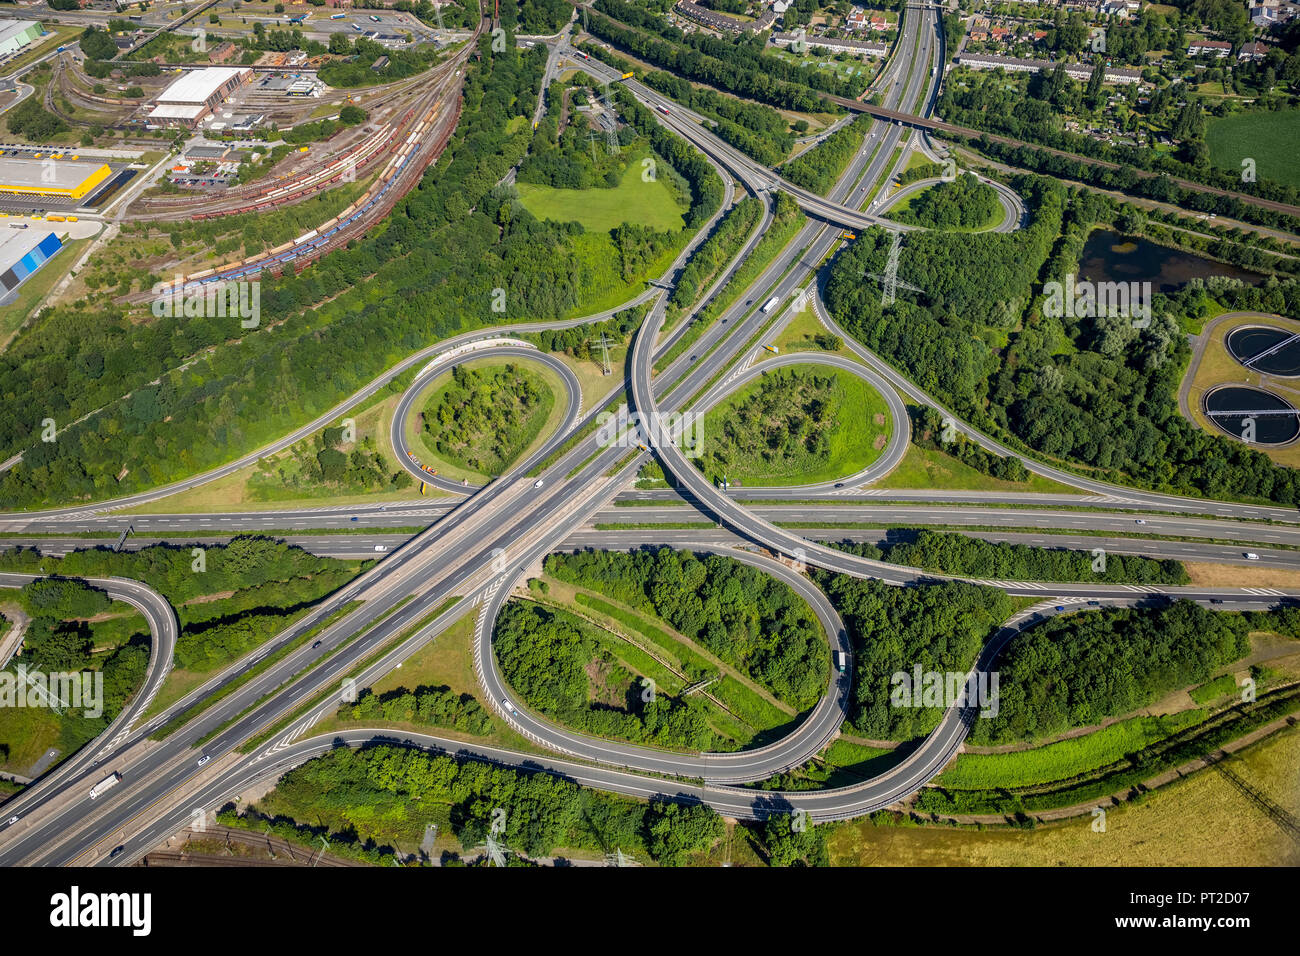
(130, 30), (476, 224)
(135, 74), (451, 220)
(43, 57), (132, 133)
(116, 32), (477, 298)
(141, 824), (369, 866)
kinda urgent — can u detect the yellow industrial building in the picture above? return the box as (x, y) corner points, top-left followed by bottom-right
(0, 158), (113, 201)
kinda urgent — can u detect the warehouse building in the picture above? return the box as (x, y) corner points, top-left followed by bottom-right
(147, 66), (252, 128)
(0, 157), (113, 201)
(0, 21), (46, 59)
(0, 226), (62, 302)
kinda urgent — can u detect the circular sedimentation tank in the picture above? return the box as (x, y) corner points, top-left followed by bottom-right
(1203, 384), (1300, 445)
(1226, 325), (1300, 377)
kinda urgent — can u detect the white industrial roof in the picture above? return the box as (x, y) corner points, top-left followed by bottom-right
(156, 67), (250, 105)
(0, 21), (42, 45)
(148, 103), (207, 120)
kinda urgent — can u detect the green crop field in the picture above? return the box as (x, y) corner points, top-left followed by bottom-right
(516, 160), (686, 233)
(1206, 109), (1300, 189)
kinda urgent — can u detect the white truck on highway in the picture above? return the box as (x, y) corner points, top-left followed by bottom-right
(761, 296), (780, 314)
(89, 772), (122, 800)
(837, 651), (847, 673)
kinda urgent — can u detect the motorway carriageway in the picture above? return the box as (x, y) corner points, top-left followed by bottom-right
(6, 5), (1298, 862)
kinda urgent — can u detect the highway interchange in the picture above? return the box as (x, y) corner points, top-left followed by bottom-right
(0, 1), (1298, 866)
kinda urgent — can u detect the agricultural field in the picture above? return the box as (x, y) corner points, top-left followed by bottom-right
(1205, 109), (1300, 190)
(829, 725), (1300, 866)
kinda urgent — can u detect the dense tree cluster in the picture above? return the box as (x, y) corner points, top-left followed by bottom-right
(174, 610), (302, 671)
(83, 60), (162, 80)
(341, 685), (492, 735)
(595, 0), (866, 97)
(18, 578), (111, 621)
(526, 304), (644, 358)
(973, 601), (1252, 743)
(781, 115), (873, 196)
(423, 363), (551, 475)
(762, 813), (829, 867)
(696, 369), (842, 481)
(828, 531), (1188, 585)
(495, 600), (716, 750)
(319, 37), (445, 87)
(813, 572), (1014, 741)
(0, 37), (723, 509)
(1, 538), (361, 677)
(242, 744), (724, 863)
(826, 179), (1300, 504)
(515, 0), (572, 34)
(4, 97), (68, 142)
(645, 801), (726, 865)
(282, 107), (367, 145)
(891, 173), (1000, 231)
(897, 160), (947, 187)
(823, 182), (1059, 421)
(79, 27), (117, 61)
(545, 548), (829, 709)
(585, 2), (858, 113)
(0, 537), (350, 608)
(670, 197), (762, 309)
(14, 578), (115, 676)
